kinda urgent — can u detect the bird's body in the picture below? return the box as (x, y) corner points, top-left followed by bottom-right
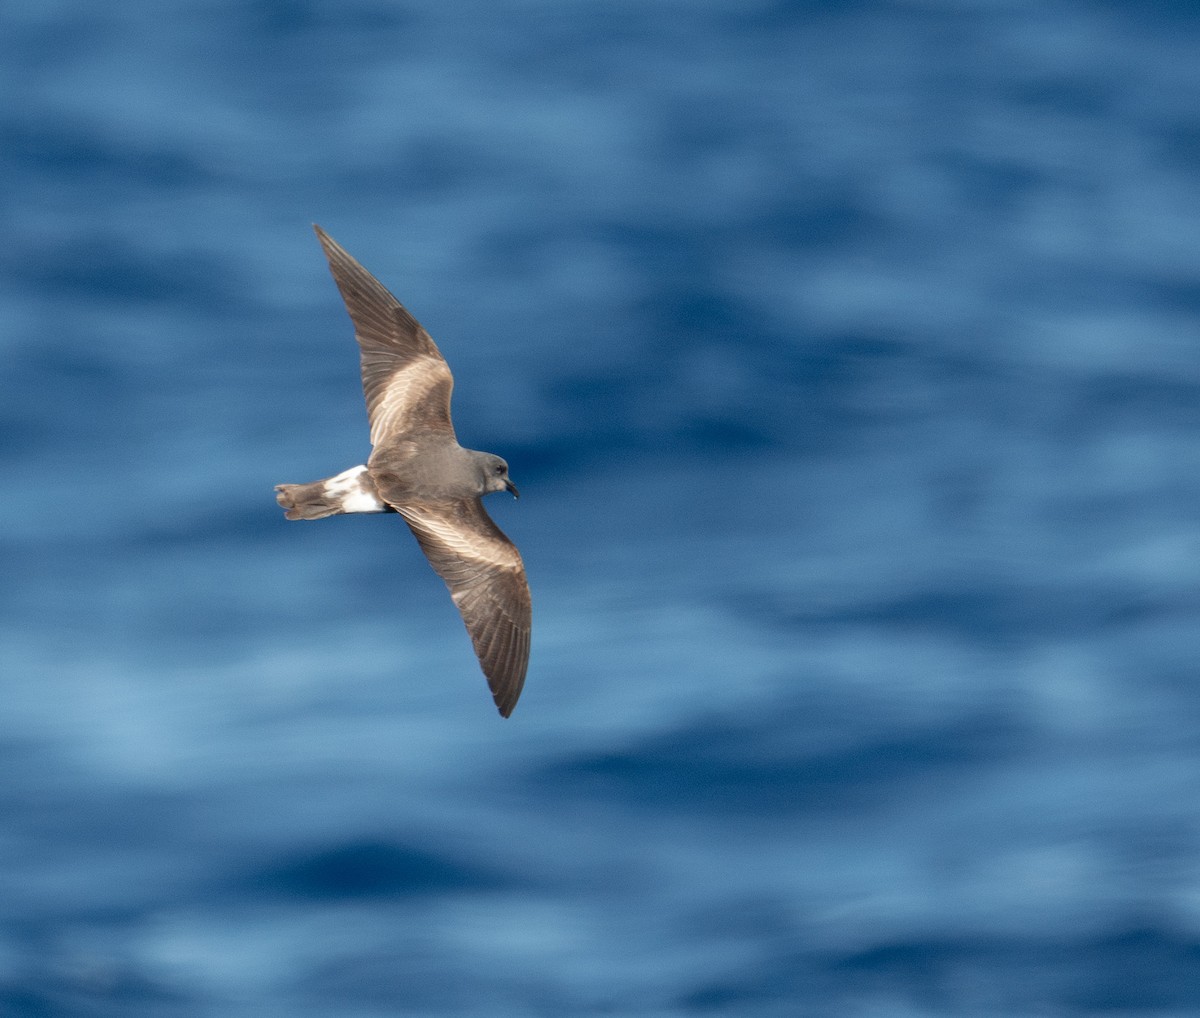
(275, 226), (530, 717)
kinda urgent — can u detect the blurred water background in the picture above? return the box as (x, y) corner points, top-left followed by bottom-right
(3, 1), (1200, 1014)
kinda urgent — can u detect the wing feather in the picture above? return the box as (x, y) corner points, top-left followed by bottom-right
(313, 225), (455, 444)
(396, 499), (531, 717)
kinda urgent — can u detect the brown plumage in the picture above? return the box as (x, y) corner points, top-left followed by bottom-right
(275, 226), (531, 717)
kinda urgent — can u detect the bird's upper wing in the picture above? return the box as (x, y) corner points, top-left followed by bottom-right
(314, 225), (455, 445)
(395, 498), (531, 717)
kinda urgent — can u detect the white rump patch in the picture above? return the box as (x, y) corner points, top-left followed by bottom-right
(323, 465), (387, 514)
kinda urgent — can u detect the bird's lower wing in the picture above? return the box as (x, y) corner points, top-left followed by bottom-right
(396, 499), (531, 717)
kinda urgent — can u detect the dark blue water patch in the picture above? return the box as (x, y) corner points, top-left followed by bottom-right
(635, 283), (767, 349)
(0, 410), (48, 459)
(1105, 0), (1200, 26)
(533, 699), (1024, 817)
(326, 132), (551, 204)
(930, 150), (1049, 214)
(135, 502), (304, 551)
(715, 0), (894, 33)
(17, 340), (146, 418)
(1125, 273), (1200, 315)
(233, 0), (411, 37)
(767, 579), (1174, 646)
(678, 920), (1200, 1014)
(582, 199), (886, 293)
(222, 0), (420, 59)
(387, 136), (515, 197)
(1033, 371), (1200, 440)
(527, 317), (984, 464)
(0, 115), (208, 192)
(1024, 251), (1200, 320)
(242, 838), (510, 901)
(582, 220), (733, 288)
(748, 189), (891, 252)
(0, 532), (311, 656)
(0, 965), (191, 1018)
(1064, 922), (1200, 1011)
(821, 935), (1040, 1011)
(646, 93), (802, 169)
(295, 947), (571, 1016)
(831, 923), (1200, 1014)
(2, 779), (198, 866)
(7, 236), (240, 310)
(674, 414), (780, 453)
(136, 573), (348, 651)
(1160, 119), (1200, 174)
(1009, 72), (1120, 119)
(488, 12), (691, 89)
(1, 6), (117, 73)
(533, 369), (783, 461)
(677, 954), (817, 1015)
(7, 357), (154, 470)
(9, 312), (269, 436)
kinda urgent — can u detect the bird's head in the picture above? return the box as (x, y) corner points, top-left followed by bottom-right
(479, 453), (519, 499)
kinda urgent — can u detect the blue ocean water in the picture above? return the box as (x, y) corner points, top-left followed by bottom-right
(4, 0), (1200, 1013)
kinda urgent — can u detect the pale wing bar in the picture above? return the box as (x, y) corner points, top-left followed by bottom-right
(313, 225), (454, 441)
(398, 501), (531, 717)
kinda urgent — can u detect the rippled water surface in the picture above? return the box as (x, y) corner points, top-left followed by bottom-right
(4, 1), (1200, 1014)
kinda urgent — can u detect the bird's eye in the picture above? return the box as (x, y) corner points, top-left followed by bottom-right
(494, 464), (506, 475)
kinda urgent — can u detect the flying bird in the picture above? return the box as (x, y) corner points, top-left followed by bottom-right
(275, 226), (531, 717)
